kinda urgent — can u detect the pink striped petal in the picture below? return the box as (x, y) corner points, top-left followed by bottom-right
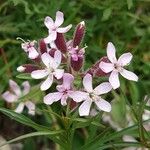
(95, 98), (111, 112)
(15, 102), (25, 113)
(31, 70), (48, 79)
(120, 69), (138, 81)
(2, 91), (18, 102)
(83, 74), (93, 93)
(52, 50), (62, 69)
(53, 69), (64, 79)
(28, 48), (39, 59)
(63, 73), (74, 90)
(55, 11), (64, 27)
(44, 16), (54, 29)
(41, 53), (53, 68)
(99, 62), (114, 73)
(79, 98), (92, 116)
(44, 31), (57, 43)
(57, 24), (72, 33)
(107, 42), (117, 63)
(60, 94), (68, 106)
(25, 101), (35, 115)
(44, 92), (63, 105)
(118, 53), (133, 66)
(9, 80), (21, 96)
(109, 71), (120, 89)
(22, 81), (30, 95)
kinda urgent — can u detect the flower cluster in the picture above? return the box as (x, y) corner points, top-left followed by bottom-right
(3, 11), (138, 117)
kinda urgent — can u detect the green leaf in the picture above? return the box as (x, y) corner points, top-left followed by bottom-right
(16, 73), (33, 80)
(127, 0), (133, 9)
(101, 8), (112, 21)
(0, 130), (64, 148)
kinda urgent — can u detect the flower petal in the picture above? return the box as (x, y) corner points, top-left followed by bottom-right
(79, 98), (92, 116)
(41, 52), (53, 68)
(31, 69), (48, 79)
(9, 80), (21, 96)
(60, 94), (68, 106)
(15, 102), (25, 113)
(62, 73), (74, 90)
(25, 101), (35, 115)
(57, 24), (72, 33)
(28, 48), (39, 59)
(52, 50), (62, 69)
(118, 53), (133, 66)
(95, 98), (111, 112)
(99, 62), (114, 73)
(44, 16), (54, 29)
(53, 69), (64, 79)
(55, 11), (64, 27)
(83, 73), (93, 93)
(40, 74), (53, 91)
(107, 42), (117, 63)
(69, 91), (88, 102)
(120, 69), (138, 81)
(44, 92), (63, 105)
(109, 71), (120, 89)
(44, 31), (57, 43)
(22, 81), (30, 95)
(94, 82), (112, 95)
(2, 91), (18, 102)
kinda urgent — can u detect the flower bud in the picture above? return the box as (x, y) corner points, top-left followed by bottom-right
(73, 21), (85, 47)
(39, 39), (47, 54)
(55, 33), (67, 53)
(17, 64), (39, 73)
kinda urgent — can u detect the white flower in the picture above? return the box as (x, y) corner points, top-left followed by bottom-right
(44, 11), (72, 43)
(71, 74), (112, 116)
(31, 50), (64, 91)
(99, 42), (138, 89)
(2, 80), (35, 115)
(21, 40), (39, 59)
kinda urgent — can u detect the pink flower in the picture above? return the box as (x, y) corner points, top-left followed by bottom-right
(72, 74), (112, 116)
(21, 40), (39, 59)
(2, 80), (35, 115)
(99, 42), (138, 89)
(44, 73), (73, 106)
(31, 50), (64, 91)
(44, 11), (72, 43)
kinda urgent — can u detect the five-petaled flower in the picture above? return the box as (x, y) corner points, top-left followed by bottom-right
(71, 74), (112, 116)
(44, 11), (72, 43)
(31, 50), (64, 91)
(99, 42), (138, 89)
(2, 80), (35, 115)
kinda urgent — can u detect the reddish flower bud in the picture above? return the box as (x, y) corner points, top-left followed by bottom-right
(73, 21), (85, 47)
(39, 39), (47, 54)
(87, 56), (110, 77)
(55, 33), (67, 53)
(17, 64), (39, 73)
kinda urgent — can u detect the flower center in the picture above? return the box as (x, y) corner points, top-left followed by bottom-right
(89, 93), (99, 101)
(114, 63), (123, 71)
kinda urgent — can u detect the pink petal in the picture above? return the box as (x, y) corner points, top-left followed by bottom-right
(40, 74), (53, 91)
(2, 91), (18, 103)
(52, 50), (62, 69)
(118, 53), (133, 66)
(83, 74), (93, 93)
(44, 92), (63, 105)
(94, 82), (112, 95)
(41, 53), (53, 68)
(9, 80), (21, 96)
(60, 94), (68, 106)
(31, 70), (48, 79)
(53, 69), (64, 79)
(44, 31), (57, 43)
(107, 42), (117, 63)
(69, 91), (88, 102)
(95, 98), (111, 112)
(55, 11), (64, 27)
(109, 71), (120, 89)
(25, 101), (35, 115)
(44, 16), (54, 29)
(79, 98), (92, 116)
(99, 61), (114, 73)
(22, 81), (30, 95)
(120, 69), (138, 81)
(15, 102), (25, 113)
(62, 73), (74, 90)
(57, 24), (72, 33)
(28, 48), (39, 59)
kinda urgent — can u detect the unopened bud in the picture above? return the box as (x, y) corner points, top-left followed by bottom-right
(17, 64), (39, 73)
(71, 55), (83, 71)
(73, 21), (85, 47)
(39, 39), (47, 54)
(55, 33), (67, 53)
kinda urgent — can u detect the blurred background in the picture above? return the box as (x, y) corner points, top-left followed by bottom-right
(0, 0), (150, 149)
